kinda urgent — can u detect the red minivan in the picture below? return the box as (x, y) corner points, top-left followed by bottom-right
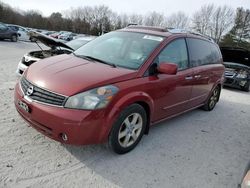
(14, 26), (225, 154)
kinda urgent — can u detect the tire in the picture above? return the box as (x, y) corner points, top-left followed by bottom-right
(241, 81), (249, 92)
(202, 86), (220, 111)
(11, 35), (17, 42)
(30, 37), (37, 42)
(108, 104), (147, 154)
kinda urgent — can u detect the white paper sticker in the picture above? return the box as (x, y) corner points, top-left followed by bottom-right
(143, 35), (163, 42)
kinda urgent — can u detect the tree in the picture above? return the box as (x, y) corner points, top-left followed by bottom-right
(210, 5), (234, 43)
(192, 4), (214, 35)
(144, 11), (164, 26)
(192, 4), (234, 43)
(220, 8), (250, 49)
(232, 8), (250, 44)
(165, 11), (189, 29)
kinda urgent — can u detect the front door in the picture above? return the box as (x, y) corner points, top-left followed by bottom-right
(148, 38), (193, 122)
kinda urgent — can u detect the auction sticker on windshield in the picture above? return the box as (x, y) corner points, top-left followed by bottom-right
(143, 35), (163, 42)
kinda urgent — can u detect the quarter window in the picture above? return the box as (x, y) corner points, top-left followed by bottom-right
(155, 38), (188, 70)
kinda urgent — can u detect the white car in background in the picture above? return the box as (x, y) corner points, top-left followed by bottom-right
(16, 31), (96, 75)
(7, 24), (30, 41)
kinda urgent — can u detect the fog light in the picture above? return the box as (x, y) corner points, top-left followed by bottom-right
(61, 133), (68, 141)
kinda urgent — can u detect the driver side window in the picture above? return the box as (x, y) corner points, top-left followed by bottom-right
(155, 38), (188, 70)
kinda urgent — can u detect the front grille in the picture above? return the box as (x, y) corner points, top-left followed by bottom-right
(20, 77), (67, 106)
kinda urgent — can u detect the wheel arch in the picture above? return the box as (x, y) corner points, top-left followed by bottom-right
(135, 101), (151, 134)
(102, 91), (154, 142)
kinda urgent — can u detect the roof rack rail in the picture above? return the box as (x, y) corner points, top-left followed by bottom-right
(167, 28), (214, 42)
(126, 25), (168, 32)
(127, 23), (138, 27)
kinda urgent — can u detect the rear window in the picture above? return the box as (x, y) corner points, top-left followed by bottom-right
(187, 38), (221, 67)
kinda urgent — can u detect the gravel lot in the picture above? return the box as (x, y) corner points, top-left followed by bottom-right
(0, 41), (249, 188)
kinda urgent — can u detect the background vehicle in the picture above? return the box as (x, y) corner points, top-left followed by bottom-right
(6, 24), (30, 41)
(16, 32), (96, 75)
(0, 22), (18, 42)
(14, 26), (224, 154)
(221, 47), (250, 92)
(49, 31), (68, 39)
(58, 32), (77, 41)
(41, 30), (56, 36)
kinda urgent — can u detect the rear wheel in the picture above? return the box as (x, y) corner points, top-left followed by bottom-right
(202, 86), (220, 111)
(241, 81), (249, 92)
(108, 104), (147, 154)
(11, 35), (17, 42)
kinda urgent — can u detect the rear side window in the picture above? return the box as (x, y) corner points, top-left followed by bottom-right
(210, 43), (222, 63)
(187, 38), (220, 67)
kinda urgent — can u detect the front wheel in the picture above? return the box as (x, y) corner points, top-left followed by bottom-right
(241, 81), (249, 92)
(202, 86), (220, 111)
(108, 104), (147, 154)
(11, 35), (17, 42)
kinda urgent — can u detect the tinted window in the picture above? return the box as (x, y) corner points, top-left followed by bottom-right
(187, 38), (219, 67)
(155, 38), (188, 70)
(210, 43), (221, 63)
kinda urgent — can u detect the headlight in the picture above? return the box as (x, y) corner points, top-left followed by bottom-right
(236, 70), (248, 79)
(64, 85), (119, 110)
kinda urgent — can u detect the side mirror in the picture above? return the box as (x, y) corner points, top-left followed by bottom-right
(157, 62), (177, 75)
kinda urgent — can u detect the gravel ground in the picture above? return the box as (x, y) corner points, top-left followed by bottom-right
(0, 41), (249, 188)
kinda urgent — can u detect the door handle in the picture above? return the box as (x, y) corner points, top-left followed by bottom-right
(185, 76), (193, 80)
(194, 75), (201, 78)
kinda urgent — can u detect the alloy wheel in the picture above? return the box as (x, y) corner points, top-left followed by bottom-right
(209, 88), (219, 109)
(118, 113), (143, 148)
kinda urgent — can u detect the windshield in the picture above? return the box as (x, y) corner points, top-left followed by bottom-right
(74, 31), (164, 69)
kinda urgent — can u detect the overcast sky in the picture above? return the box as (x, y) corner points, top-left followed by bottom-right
(2, 0), (250, 17)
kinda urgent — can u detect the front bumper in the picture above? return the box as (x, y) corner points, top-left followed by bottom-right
(224, 76), (249, 88)
(14, 82), (108, 145)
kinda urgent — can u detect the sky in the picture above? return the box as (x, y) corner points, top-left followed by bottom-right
(2, 0), (250, 17)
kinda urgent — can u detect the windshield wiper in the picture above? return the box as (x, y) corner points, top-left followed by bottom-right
(83, 55), (117, 68)
(72, 53), (95, 62)
(73, 53), (117, 68)
(86, 56), (117, 68)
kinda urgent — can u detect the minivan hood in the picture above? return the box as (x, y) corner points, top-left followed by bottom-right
(25, 54), (137, 96)
(28, 31), (74, 51)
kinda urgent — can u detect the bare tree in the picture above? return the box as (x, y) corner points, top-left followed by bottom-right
(192, 4), (234, 43)
(192, 4), (215, 35)
(165, 11), (189, 29)
(209, 5), (234, 43)
(128, 14), (143, 25)
(143, 11), (165, 26)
